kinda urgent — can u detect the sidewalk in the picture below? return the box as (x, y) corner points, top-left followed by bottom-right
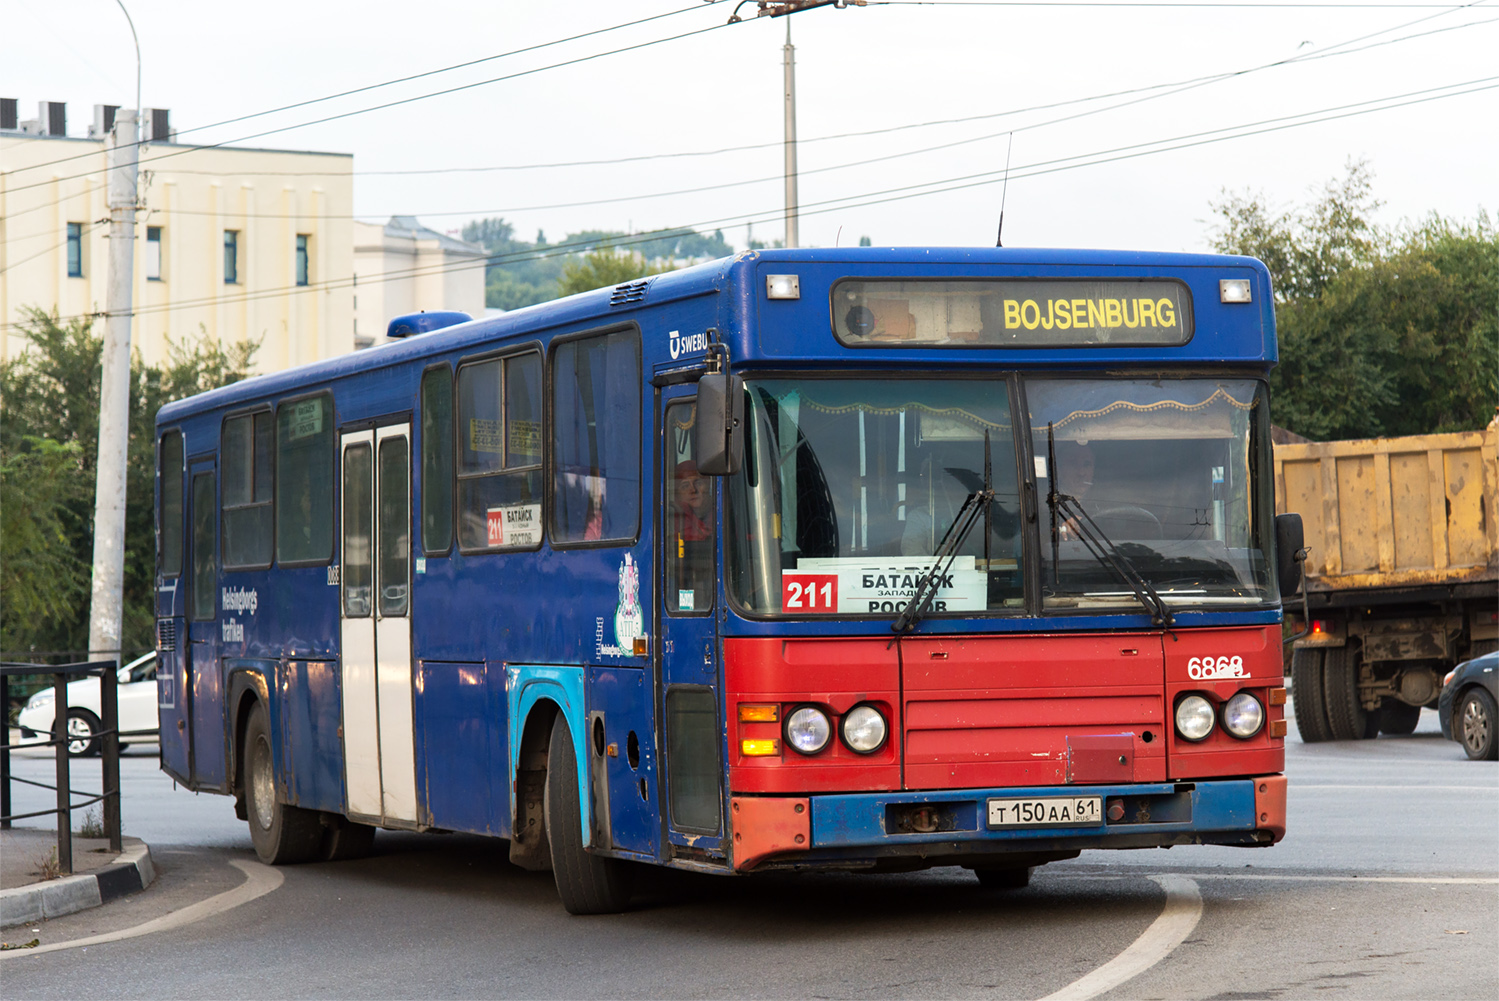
(1, 826), (155, 928)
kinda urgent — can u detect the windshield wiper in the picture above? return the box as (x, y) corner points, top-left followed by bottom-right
(1046, 424), (1174, 630)
(890, 431), (994, 641)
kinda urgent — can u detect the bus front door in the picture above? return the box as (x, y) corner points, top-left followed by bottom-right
(338, 424), (418, 826)
(656, 392), (726, 855)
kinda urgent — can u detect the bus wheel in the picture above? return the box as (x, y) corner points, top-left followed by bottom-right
(1377, 700), (1422, 736)
(321, 815), (377, 861)
(974, 866), (1033, 889)
(545, 716), (632, 914)
(243, 702), (322, 865)
(1323, 646), (1369, 741)
(1290, 648), (1333, 743)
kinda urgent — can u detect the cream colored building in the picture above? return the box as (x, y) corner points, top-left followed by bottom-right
(353, 216), (487, 349)
(1, 109), (354, 374)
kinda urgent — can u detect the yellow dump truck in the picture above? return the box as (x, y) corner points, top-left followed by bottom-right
(1275, 418), (1499, 741)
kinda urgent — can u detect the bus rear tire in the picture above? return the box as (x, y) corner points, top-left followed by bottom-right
(1323, 645), (1369, 741)
(973, 866), (1033, 889)
(1291, 648), (1333, 743)
(321, 815), (377, 861)
(545, 716), (632, 914)
(243, 702), (323, 865)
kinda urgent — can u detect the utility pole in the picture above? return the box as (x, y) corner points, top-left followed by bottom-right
(87, 108), (138, 665)
(782, 19), (799, 249)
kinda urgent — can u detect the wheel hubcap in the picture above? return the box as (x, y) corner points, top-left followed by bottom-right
(1462, 701), (1490, 753)
(251, 734), (275, 830)
(66, 717), (92, 753)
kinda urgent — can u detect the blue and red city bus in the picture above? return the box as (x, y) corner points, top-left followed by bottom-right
(154, 247), (1300, 913)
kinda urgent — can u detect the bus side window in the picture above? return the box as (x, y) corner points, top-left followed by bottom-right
(276, 394), (334, 564)
(221, 411), (273, 568)
(420, 366), (453, 554)
(159, 431), (184, 576)
(455, 352), (543, 551)
(189, 472), (216, 621)
(550, 331), (641, 545)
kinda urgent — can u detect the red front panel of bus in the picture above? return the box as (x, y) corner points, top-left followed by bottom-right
(723, 625), (1283, 795)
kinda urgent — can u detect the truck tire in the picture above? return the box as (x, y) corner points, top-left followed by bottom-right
(1377, 700), (1422, 736)
(545, 716), (632, 914)
(1291, 648), (1333, 743)
(243, 702), (323, 865)
(1323, 646), (1370, 741)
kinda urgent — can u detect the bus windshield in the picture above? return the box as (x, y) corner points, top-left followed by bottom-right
(726, 378), (1024, 616)
(1030, 377), (1276, 611)
(725, 376), (1276, 617)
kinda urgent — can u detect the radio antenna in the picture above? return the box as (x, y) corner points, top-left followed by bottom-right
(995, 132), (1013, 247)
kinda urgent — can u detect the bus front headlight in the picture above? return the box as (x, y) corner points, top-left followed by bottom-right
(1175, 695), (1216, 742)
(841, 705), (888, 754)
(1222, 692), (1265, 739)
(785, 706), (832, 755)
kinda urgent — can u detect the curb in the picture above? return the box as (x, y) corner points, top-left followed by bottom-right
(0, 839), (155, 929)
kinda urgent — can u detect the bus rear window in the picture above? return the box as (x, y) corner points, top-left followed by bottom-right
(158, 431), (183, 576)
(832, 278), (1193, 347)
(276, 394), (334, 564)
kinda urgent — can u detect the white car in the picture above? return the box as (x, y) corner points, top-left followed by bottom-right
(15, 652), (160, 756)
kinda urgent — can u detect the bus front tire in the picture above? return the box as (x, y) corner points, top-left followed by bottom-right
(545, 716), (632, 915)
(1291, 648), (1333, 743)
(974, 866), (1033, 889)
(243, 703), (323, 865)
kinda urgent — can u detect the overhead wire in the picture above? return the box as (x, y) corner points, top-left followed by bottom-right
(5, 74), (1488, 334)
(8, 8), (1490, 230)
(1, 2), (729, 181)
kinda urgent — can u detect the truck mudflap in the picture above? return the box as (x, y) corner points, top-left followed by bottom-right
(730, 778), (1285, 871)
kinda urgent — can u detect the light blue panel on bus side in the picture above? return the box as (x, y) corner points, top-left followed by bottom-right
(506, 664), (591, 846)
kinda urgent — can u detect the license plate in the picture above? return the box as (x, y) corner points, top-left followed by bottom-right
(987, 796), (1103, 828)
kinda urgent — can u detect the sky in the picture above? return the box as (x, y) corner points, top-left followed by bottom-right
(5, 0), (1496, 256)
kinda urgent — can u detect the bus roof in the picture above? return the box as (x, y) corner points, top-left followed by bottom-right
(157, 246), (1273, 426)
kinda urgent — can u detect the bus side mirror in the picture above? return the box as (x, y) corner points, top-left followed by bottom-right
(1275, 513), (1305, 598)
(695, 373), (744, 476)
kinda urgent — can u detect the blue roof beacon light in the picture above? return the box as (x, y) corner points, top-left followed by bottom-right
(386, 310), (472, 339)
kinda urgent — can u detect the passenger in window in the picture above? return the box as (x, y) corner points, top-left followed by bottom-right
(1054, 440), (1095, 540)
(671, 460), (714, 610)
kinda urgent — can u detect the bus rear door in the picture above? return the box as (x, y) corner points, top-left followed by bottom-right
(338, 423), (418, 826)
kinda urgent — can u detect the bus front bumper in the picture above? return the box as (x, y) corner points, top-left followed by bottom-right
(729, 776), (1286, 872)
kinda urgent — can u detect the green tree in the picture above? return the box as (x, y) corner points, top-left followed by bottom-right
(557, 247), (671, 298)
(0, 309), (257, 655)
(1209, 165), (1497, 439)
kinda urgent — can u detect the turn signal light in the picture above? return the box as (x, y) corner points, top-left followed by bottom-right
(1269, 719), (1287, 738)
(738, 703), (780, 723)
(1268, 687), (1287, 706)
(741, 738), (780, 756)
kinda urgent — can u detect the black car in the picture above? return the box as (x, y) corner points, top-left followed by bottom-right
(1438, 651), (1498, 760)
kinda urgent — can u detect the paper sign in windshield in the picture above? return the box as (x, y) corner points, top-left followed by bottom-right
(784, 557), (986, 614)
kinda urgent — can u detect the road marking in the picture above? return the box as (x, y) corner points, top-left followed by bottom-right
(1063, 870), (1498, 885)
(1038, 875), (1202, 1001)
(0, 859), (283, 959)
(1292, 784), (1497, 792)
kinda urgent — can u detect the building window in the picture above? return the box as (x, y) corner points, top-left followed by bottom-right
(295, 234), (309, 286)
(67, 223), (83, 277)
(146, 226), (162, 281)
(223, 230), (239, 284)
